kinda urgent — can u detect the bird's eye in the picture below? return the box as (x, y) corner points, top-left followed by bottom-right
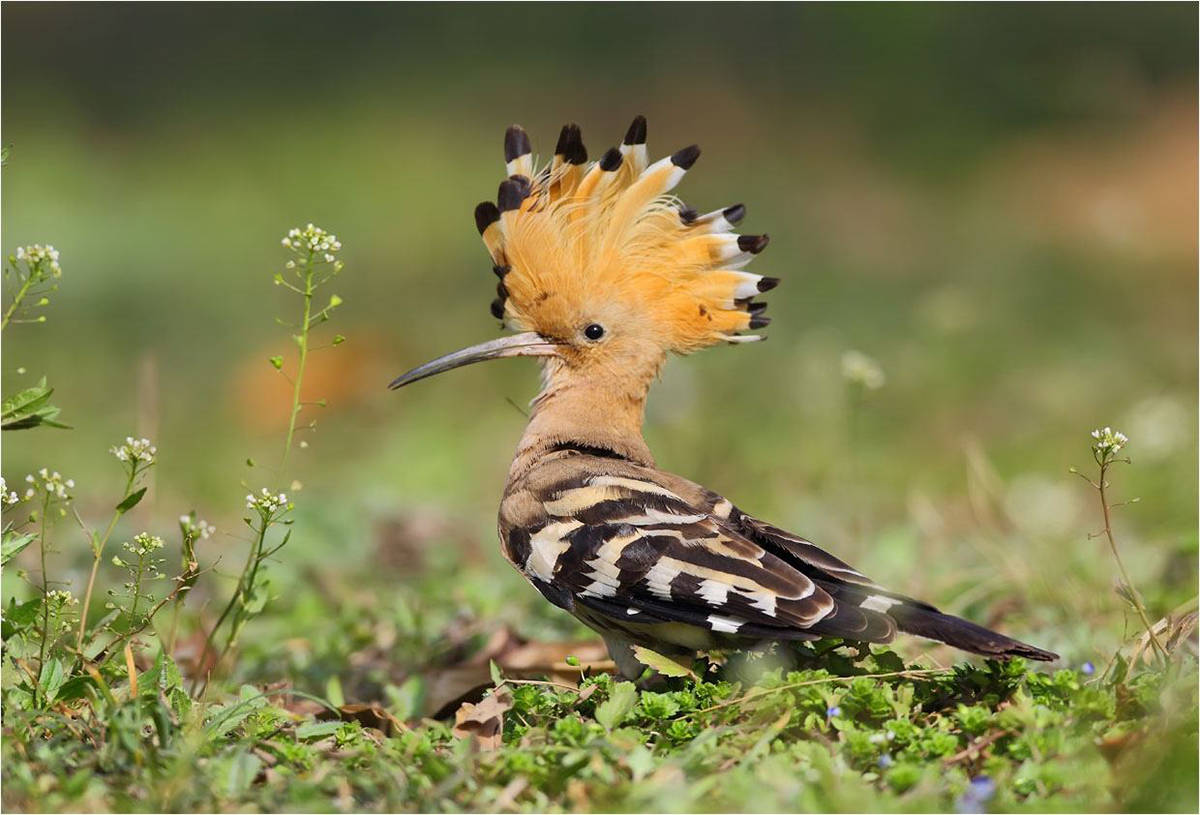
(583, 323), (605, 341)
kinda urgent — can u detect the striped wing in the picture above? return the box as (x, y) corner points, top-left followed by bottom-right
(732, 514), (938, 616)
(500, 460), (897, 644)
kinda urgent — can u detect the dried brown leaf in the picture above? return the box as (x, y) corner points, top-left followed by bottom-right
(318, 703), (405, 737)
(452, 688), (513, 751)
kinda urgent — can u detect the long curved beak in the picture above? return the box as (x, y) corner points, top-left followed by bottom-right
(388, 331), (560, 390)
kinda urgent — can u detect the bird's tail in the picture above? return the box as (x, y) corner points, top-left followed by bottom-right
(887, 603), (1058, 661)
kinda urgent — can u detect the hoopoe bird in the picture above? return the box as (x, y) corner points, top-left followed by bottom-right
(390, 117), (1057, 678)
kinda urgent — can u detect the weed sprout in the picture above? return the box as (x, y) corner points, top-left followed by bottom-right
(195, 223), (345, 690)
(274, 223), (345, 469)
(1072, 427), (1167, 665)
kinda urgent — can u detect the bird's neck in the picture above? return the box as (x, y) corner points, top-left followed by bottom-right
(507, 363), (656, 482)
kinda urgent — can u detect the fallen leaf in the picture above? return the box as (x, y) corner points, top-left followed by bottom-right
(452, 688), (513, 751)
(421, 629), (615, 717)
(318, 703), (405, 737)
(632, 646), (696, 679)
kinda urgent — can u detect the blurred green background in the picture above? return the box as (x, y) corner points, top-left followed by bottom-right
(2, 4), (1196, 667)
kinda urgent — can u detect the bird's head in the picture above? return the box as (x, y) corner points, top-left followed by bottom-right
(390, 117), (776, 393)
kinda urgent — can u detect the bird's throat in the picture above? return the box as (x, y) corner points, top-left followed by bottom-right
(507, 369), (655, 481)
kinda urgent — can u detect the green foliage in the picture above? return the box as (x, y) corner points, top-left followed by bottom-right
(4, 634), (1195, 812)
(1, 377), (68, 431)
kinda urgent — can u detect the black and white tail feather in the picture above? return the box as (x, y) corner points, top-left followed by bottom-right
(499, 449), (1057, 677)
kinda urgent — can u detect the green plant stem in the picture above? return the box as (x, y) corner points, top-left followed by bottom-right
(91, 581), (187, 669)
(192, 519), (269, 696)
(75, 471), (137, 661)
(281, 254), (315, 472)
(34, 492), (52, 707)
(168, 531), (199, 657)
(128, 560), (145, 631)
(1098, 460), (1168, 665)
(167, 601), (181, 658)
(2, 272), (35, 331)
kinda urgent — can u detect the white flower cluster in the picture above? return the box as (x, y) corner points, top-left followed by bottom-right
(15, 244), (62, 278)
(282, 224), (342, 263)
(110, 436), (157, 466)
(46, 589), (79, 631)
(1091, 426), (1129, 456)
(841, 350), (886, 390)
(46, 589), (78, 606)
(246, 487), (289, 515)
(23, 468), (74, 501)
(180, 514), (215, 539)
(1, 477), (19, 507)
(122, 532), (165, 557)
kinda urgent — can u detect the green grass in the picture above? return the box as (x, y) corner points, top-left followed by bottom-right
(4, 570), (1197, 812)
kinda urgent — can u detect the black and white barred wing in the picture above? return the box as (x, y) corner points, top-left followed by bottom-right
(736, 513), (1058, 661)
(504, 472), (897, 644)
(734, 514), (935, 615)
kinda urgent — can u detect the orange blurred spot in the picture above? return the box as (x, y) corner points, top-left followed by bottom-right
(230, 329), (391, 433)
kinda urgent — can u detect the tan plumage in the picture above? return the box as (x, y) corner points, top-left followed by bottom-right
(392, 117), (1056, 677)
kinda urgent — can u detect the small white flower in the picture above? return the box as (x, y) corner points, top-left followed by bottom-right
(282, 224), (341, 260)
(246, 487), (291, 517)
(110, 436), (157, 467)
(841, 350), (886, 390)
(1091, 426), (1129, 457)
(123, 532), (165, 557)
(0, 477), (18, 507)
(24, 469), (74, 500)
(15, 244), (63, 277)
(181, 514), (215, 539)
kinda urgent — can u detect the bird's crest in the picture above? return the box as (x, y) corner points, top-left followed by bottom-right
(473, 117), (776, 354)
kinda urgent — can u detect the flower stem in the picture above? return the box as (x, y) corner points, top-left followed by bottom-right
(1, 273), (35, 332)
(128, 559), (144, 630)
(75, 471), (137, 663)
(281, 254), (315, 472)
(191, 519), (268, 696)
(1097, 459), (1168, 665)
(34, 492), (52, 707)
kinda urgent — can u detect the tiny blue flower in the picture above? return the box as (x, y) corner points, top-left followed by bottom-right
(825, 705), (841, 719)
(969, 776), (996, 801)
(877, 753), (893, 769)
(1081, 661), (1095, 676)
(955, 775), (996, 814)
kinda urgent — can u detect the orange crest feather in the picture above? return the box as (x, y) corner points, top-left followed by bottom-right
(474, 118), (776, 354)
